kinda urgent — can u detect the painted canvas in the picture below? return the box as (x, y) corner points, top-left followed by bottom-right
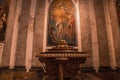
(47, 0), (77, 46)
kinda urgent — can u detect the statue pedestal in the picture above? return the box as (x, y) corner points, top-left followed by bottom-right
(36, 47), (89, 80)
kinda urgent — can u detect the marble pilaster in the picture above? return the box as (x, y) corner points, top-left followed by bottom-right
(103, 0), (117, 69)
(15, 0), (31, 67)
(88, 0), (100, 72)
(79, 0), (93, 67)
(75, 0), (82, 51)
(9, 0), (23, 69)
(32, 0), (45, 67)
(0, 43), (4, 67)
(108, 0), (120, 67)
(93, 0), (110, 67)
(1, 0), (18, 68)
(25, 0), (37, 72)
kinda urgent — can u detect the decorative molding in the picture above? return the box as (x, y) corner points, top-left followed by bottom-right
(98, 66), (116, 72)
(0, 66), (118, 72)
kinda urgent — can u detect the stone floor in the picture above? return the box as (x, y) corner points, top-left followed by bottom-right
(0, 70), (120, 80)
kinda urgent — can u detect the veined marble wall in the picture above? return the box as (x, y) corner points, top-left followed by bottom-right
(1, 0), (120, 71)
(79, 0), (93, 67)
(94, 0), (110, 67)
(15, 0), (31, 67)
(32, 0), (45, 67)
(0, 43), (4, 67)
(1, 0), (17, 67)
(108, 0), (120, 67)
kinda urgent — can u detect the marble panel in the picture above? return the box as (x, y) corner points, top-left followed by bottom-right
(15, 0), (31, 66)
(1, 0), (17, 67)
(79, 0), (93, 67)
(32, 0), (45, 67)
(108, 0), (120, 67)
(93, 0), (110, 67)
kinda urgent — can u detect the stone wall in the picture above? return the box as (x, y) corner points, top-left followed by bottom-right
(1, 0), (18, 67)
(15, 0), (31, 67)
(108, 0), (120, 67)
(79, 0), (93, 67)
(1, 0), (120, 70)
(94, 0), (110, 67)
(32, 0), (45, 67)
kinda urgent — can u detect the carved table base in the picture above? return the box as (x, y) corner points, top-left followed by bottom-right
(36, 45), (89, 80)
(36, 53), (89, 80)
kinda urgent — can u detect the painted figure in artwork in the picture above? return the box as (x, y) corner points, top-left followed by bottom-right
(66, 14), (75, 38)
(55, 17), (64, 40)
(47, 0), (77, 46)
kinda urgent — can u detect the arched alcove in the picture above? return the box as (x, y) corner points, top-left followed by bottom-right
(116, 0), (120, 25)
(0, 0), (9, 67)
(0, 0), (9, 42)
(47, 0), (77, 46)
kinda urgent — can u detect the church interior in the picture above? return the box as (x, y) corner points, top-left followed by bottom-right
(0, 0), (120, 80)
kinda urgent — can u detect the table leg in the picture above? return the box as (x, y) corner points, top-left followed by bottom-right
(59, 64), (63, 80)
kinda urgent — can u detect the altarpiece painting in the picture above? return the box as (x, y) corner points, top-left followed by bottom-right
(47, 0), (77, 46)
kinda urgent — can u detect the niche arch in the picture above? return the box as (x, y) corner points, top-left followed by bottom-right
(116, 0), (120, 25)
(47, 0), (77, 46)
(43, 0), (81, 51)
(0, 0), (9, 42)
(0, 0), (9, 67)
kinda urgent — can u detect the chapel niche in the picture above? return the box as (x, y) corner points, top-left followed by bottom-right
(0, 0), (9, 42)
(47, 0), (77, 47)
(116, 0), (120, 27)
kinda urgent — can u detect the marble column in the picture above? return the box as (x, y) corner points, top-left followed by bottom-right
(25, 0), (37, 72)
(79, 0), (93, 67)
(1, 0), (17, 68)
(43, 0), (49, 51)
(9, 0), (23, 69)
(103, 0), (117, 69)
(88, 0), (99, 72)
(32, 0), (45, 67)
(76, 0), (82, 51)
(94, 0), (110, 67)
(0, 43), (4, 67)
(108, 0), (120, 67)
